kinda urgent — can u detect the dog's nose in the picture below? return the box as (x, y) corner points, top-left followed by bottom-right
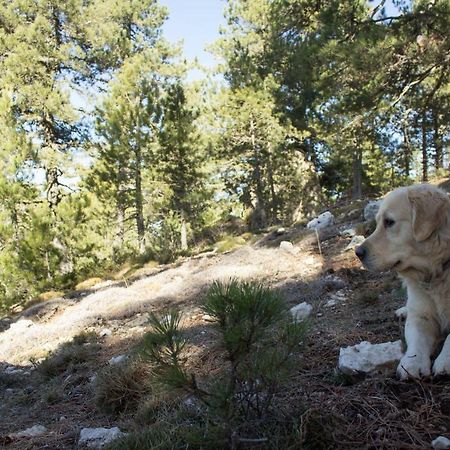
(355, 245), (366, 261)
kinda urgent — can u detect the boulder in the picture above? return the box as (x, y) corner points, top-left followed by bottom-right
(290, 302), (312, 322)
(14, 425), (47, 438)
(307, 211), (334, 230)
(363, 200), (381, 221)
(432, 436), (450, 449)
(78, 427), (126, 448)
(340, 228), (356, 238)
(339, 340), (403, 375)
(345, 235), (365, 251)
(279, 241), (297, 256)
(108, 355), (127, 365)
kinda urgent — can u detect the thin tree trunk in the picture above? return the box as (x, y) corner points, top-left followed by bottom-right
(267, 153), (277, 224)
(421, 108), (428, 182)
(433, 110), (442, 170)
(134, 146), (145, 254)
(116, 199), (125, 247)
(352, 146), (363, 199)
(180, 208), (188, 251)
(250, 118), (267, 229)
(402, 123), (412, 178)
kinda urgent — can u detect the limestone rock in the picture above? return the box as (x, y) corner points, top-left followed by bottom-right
(307, 211), (334, 230)
(345, 235), (365, 251)
(279, 241), (297, 256)
(432, 436), (450, 449)
(339, 340), (403, 375)
(290, 302), (312, 322)
(78, 427), (126, 448)
(14, 425), (47, 438)
(108, 355), (127, 365)
(363, 200), (381, 221)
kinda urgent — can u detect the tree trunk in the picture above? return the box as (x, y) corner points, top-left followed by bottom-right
(180, 208), (188, 251)
(421, 108), (428, 182)
(134, 145), (145, 254)
(433, 110), (443, 171)
(250, 118), (267, 229)
(116, 199), (125, 248)
(352, 146), (363, 200)
(402, 123), (412, 178)
(267, 153), (277, 223)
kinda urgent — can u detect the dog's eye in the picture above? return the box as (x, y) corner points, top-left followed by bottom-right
(384, 218), (395, 228)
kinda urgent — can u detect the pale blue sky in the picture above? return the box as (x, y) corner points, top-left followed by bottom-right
(159, 0), (400, 79)
(159, 0), (226, 75)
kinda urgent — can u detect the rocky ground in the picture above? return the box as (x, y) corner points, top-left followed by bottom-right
(2, 197), (450, 449)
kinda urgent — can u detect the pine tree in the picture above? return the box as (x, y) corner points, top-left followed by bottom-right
(158, 83), (204, 251)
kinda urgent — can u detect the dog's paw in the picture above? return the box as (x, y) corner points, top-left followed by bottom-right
(397, 354), (431, 380)
(432, 353), (450, 376)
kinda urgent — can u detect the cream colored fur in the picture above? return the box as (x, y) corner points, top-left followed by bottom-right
(357, 184), (450, 380)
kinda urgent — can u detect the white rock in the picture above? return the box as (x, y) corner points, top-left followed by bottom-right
(346, 208), (361, 218)
(395, 306), (408, 320)
(79, 427), (126, 448)
(307, 211), (334, 230)
(432, 436), (450, 449)
(279, 241), (297, 255)
(323, 275), (346, 290)
(5, 366), (25, 375)
(340, 228), (356, 238)
(9, 319), (34, 332)
(290, 302), (312, 322)
(202, 314), (214, 321)
(276, 227), (286, 235)
(345, 235), (365, 251)
(108, 355), (127, 365)
(99, 328), (112, 337)
(325, 291), (347, 308)
(339, 340), (403, 375)
(364, 200), (381, 221)
(14, 425), (47, 438)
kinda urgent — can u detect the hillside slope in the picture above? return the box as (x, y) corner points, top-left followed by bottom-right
(2, 203), (450, 449)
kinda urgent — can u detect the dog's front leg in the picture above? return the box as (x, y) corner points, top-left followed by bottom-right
(397, 315), (438, 380)
(432, 334), (450, 375)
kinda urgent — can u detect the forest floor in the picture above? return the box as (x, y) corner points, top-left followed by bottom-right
(2, 188), (450, 449)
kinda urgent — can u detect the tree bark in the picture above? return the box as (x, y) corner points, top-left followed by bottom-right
(250, 118), (267, 229)
(433, 110), (443, 171)
(134, 145), (145, 254)
(352, 146), (363, 200)
(180, 208), (188, 251)
(421, 108), (428, 182)
(401, 123), (412, 178)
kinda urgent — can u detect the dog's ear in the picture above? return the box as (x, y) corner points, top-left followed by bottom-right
(408, 186), (450, 242)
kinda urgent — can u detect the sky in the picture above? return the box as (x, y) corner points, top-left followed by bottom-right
(159, 0), (227, 79)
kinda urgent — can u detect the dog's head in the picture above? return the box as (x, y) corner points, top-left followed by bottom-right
(355, 184), (450, 275)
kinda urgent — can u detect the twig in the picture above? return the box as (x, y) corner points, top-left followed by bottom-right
(315, 229), (322, 256)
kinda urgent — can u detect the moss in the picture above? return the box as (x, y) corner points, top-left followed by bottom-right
(37, 290), (65, 301)
(214, 235), (246, 253)
(75, 277), (103, 290)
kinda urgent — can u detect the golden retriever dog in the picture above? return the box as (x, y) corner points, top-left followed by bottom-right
(355, 184), (450, 380)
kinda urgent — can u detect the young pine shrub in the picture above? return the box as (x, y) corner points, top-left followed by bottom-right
(140, 279), (308, 448)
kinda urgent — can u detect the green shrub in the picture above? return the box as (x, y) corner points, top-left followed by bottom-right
(140, 279), (308, 448)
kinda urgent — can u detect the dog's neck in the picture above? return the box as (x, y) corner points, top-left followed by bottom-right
(398, 257), (450, 284)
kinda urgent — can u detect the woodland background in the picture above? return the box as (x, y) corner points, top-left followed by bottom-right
(0, 0), (449, 311)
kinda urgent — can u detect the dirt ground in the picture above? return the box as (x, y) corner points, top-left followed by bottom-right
(1, 216), (450, 449)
